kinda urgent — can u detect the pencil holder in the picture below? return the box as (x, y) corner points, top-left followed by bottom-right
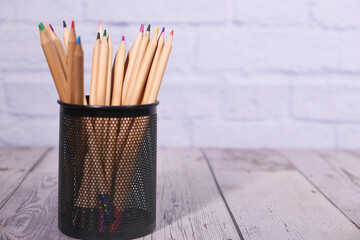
(57, 99), (158, 240)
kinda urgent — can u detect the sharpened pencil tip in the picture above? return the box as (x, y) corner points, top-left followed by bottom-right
(40, 22), (45, 30)
(77, 36), (81, 44)
(170, 30), (174, 36)
(155, 27), (159, 34)
(99, 19), (102, 26)
(49, 24), (54, 32)
(161, 27), (165, 34)
(63, 20), (67, 28)
(122, 36), (125, 41)
(38, 24), (42, 31)
(97, 32), (100, 39)
(103, 29), (107, 37)
(140, 24), (144, 33)
(146, 24), (150, 32)
(71, 21), (74, 29)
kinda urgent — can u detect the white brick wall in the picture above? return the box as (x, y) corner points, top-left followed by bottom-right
(0, 0), (360, 148)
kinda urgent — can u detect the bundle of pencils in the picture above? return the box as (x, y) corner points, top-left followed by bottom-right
(39, 20), (173, 231)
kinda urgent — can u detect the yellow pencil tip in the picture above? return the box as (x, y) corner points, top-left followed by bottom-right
(155, 27), (159, 34)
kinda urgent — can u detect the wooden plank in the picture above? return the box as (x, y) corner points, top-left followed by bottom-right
(204, 149), (360, 240)
(0, 148), (240, 240)
(0, 147), (49, 209)
(280, 150), (360, 227)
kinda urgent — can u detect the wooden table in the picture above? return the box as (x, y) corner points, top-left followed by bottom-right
(0, 147), (359, 239)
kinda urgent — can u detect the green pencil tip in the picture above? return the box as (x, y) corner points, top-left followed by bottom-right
(103, 29), (107, 37)
(40, 22), (45, 30)
(39, 23), (44, 31)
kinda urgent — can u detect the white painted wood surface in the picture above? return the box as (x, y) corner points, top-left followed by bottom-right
(203, 149), (360, 240)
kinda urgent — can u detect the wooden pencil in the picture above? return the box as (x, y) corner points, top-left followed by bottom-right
(125, 24), (150, 105)
(95, 30), (109, 105)
(39, 24), (68, 102)
(122, 24), (143, 104)
(89, 33), (101, 105)
(128, 27), (158, 105)
(63, 21), (69, 55)
(142, 27), (165, 104)
(67, 21), (77, 103)
(142, 30), (173, 104)
(71, 36), (84, 105)
(105, 34), (113, 105)
(98, 19), (104, 41)
(111, 36), (126, 106)
(48, 24), (68, 82)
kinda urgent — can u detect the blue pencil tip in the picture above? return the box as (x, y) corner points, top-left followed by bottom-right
(77, 36), (81, 44)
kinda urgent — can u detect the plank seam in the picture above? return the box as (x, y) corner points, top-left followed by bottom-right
(0, 147), (53, 210)
(275, 150), (360, 230)
(200, 149), (245, 240)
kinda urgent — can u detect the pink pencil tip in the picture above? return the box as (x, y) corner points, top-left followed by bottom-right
(122, 36), (125, 41)
(71, 21), (74, 29)
(98, 19), (102, 26)
(140, 24), (144, 33)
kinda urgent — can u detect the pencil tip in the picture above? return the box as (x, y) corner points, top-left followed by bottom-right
(140, 24), (144, 33)
(146, 24), (150, 32)
(155, 27), (159, 34)
(97, 32), (100, 39)
(38, 24), (42, 31)
(170, 30), (174, 36)
(40, 22), (45, 29)
(103, 29), (107, 37)
(122, 36), (125, 41)
(63, 20), (66, 28)
(46, 22), (49, 29)
(161, 27), (165, 34)
(98, 19), (102, 26)
(49, 24), (54, 32)
(77, 36), (81, 44)
(71, 21), (74, 29)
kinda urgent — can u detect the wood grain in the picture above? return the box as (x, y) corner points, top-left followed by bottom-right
(204, 149), (360, 240)
(0, 147), (49, 209)
(280, 150), (360, 228)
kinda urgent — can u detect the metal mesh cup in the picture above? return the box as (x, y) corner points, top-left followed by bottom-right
(57, 99), (158, 240)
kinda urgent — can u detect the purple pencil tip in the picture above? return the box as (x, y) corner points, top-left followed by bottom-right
(161, 27), (165, 34)
(122, 36), (125, 41)
(63, 20), (66, 28)
(49, 24), (54, 32)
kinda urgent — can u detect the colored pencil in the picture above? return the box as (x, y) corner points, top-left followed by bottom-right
(111, 36), (126, 106)
(105, 35), (113, 105)
(67, 21), (77, 103)
(95, 30), (109, 105)
(142, 30), (173, 104)
(71, 36), (84, 105)
(89, 33), (101, 105)
(39, 24), (68, 102)
(48, 24), (68, 82)
(142, 27), (165, 104)
(98, 19), (104, 41)
(63, 20), (69, 55)
(122, 24), (143, 104)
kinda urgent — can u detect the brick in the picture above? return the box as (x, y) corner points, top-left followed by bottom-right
(194, 120), (334, 148)
(291, 79), (360, 121)
(235, 0), (309, 26)
(337, 125), (360, 149)
(158, 83), (217, 119)
(310, 0), (360, 28)
(219, 84), (289, 120)
(196, 27), (360, 73)
(14, 0), (83, 23)
(85, 0), (230, 23)
(3, 72), (59, 116)
(158, 119), (193, 147)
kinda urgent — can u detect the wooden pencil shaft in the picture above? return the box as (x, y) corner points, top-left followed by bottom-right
(122, 30), (142, 104)
(70, 43), (84, 105)
(142, 33), (164, 104)
(95, 37), (109, 105)
(125, 31), (150, 105)
(111, 41), (126, 106)
(89, 36), (100, 105)
(128, 32), (158, 105)
(63, 27), (69, 54)
(105, 35), (113, 106)
(52, 34), (69, 81)
(67, 27), (77, 104)
(40, 30), (68, 102)
(143, 34), (172, 104)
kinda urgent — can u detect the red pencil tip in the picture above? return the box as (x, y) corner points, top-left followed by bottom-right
(98, 19), (102, 26)
(170, 30), (174, 36)
(71, 21), (74, 29)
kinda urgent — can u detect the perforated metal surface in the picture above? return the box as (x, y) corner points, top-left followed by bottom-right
(58, 101), (157, 240)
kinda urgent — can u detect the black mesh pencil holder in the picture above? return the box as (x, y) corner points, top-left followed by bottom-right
(57, 99), (158, 240)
